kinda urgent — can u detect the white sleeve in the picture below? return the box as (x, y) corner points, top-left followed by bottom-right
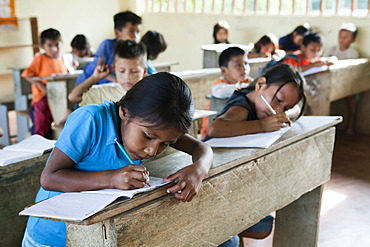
(212, 83), (237, 99)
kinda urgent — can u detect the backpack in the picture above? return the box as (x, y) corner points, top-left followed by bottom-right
(261, 53), (300, 75)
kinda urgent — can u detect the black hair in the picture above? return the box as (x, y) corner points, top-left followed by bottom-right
(114, 40), (147, 66)
(71, 34), (90, 52)
(40, 28), (61, 45)
(302, 32), (323, 47)
(291, 24), (311, 36)
(253, 33), (277, 54)
(117, 72), (194, 132)
(114, 11), (142, 31)
(213, 20), (230, 44)
(140, 30), (167, 60)
(218, 47), (245, 67)
(246, 64), (307, 119)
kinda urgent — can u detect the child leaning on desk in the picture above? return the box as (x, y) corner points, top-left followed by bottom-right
(22, 72), (213, 247)
(22, 28), (69, 138)
(68, 40), (147, 106)
(206, 64), (307, 245)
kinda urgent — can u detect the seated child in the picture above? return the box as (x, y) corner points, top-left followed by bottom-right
(279, 23), (311, 53)
(63, 34), (94, 72)
(200, 46), (252, 139)
(22, 28), (68, 138)
(21, 72), (213, 246)
(248, 33), (285, 60)
(208, 63), (306, 138)
(77, 10), (142, 85)
(327, 23), (359, 135)
(68, 40), (147, 106)
(213, 20), (230, 44)
(282, 32), (333, 72)
(140, 30), (168, 75)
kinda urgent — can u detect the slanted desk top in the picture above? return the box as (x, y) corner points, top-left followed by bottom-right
(62, 116), (340, 247)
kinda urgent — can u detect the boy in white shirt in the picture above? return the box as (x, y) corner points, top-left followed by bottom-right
(327, 23), (359, 135)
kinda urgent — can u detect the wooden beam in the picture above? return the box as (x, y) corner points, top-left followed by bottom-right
(30, 17), (39, 55)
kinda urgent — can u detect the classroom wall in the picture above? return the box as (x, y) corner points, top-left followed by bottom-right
(141, 13), (370, 71)
(0, 0), (122, 103)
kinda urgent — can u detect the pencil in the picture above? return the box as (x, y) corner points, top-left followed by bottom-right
(259, 95), (276, 115)
(114, 138), (151, 186)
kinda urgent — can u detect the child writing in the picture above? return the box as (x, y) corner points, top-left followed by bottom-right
(140, 30), (168, 75)
(208, 64), (306, 138)
(63, 34), (94, 72)
(77, 10), (142, 85)
(213, 20), (230, 44)
(22, 28), (68, 138)
(68, 40), (147, 106)
(279, 23), (311, 53)
(326, 23), (359, 135)
(282, 32), (334, 72)
(200, 46), (252, 139)
(22, 72), (213, 247)
(247, 33), (285, 60)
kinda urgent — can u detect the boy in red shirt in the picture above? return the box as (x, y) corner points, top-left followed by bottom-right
(22, 28), (68, 137)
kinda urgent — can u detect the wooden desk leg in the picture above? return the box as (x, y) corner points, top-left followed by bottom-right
(273, 185), (323, 247)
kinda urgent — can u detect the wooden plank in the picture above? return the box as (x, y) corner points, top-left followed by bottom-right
(0, 153), (50, 247)
(30, 17), (39, 55)
(66, 127), (336, 246)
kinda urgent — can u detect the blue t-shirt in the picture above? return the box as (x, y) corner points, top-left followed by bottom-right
(279, 34), (300, 51)
(25, 101), (142, 246)
(76, 39), (117, 85)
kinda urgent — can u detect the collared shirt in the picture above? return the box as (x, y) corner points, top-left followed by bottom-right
(25, 101), (141, 246)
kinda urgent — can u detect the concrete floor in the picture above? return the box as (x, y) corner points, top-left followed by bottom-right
(242, 131), (370, 247)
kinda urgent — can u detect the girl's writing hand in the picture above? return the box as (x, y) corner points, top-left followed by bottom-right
(92, 64), (112, 81)
(112, 164), (150, 190)
(164, 163), (206, 202)
(261, 112), (291, 132)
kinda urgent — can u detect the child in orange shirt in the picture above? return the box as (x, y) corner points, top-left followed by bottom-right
(22, 28), (68, 138)
(282, 32), (333, 72)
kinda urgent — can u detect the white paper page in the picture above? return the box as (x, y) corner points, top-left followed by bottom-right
(301, 65), (328, 76)
(3, 135), (56, 154)
(193, 110), (217, 120)
(19, 193), (118, 221)
(206, 127), (290, 148)
(3, 134), (56, 154)
(82, 177), (169, 198)
(0, 150), (41, 166)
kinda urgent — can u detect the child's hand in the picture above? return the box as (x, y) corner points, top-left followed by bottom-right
(260, 112), (291, 132)
(164, 163), (207, 202)
(35, 81), (47, 94)
(92, 64), (112, 82)
(112, 164), (150, 190)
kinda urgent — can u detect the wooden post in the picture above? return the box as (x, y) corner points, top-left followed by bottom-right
(30, 17), (39, 55)
(273, 186), (323, 247)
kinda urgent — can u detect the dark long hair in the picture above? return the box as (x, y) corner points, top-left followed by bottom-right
(246, 64), (307, 119)
(117, 72), (194, 132)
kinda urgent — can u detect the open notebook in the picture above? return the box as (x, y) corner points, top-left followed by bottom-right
(205, 127), (290, 148)
(19, 177), (169, 222)
(0, 135), (56, 166)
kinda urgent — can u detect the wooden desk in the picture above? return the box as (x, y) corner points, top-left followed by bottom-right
(202, 44), (270, 78)
(152, 61), (179, 72)
(1, 153), (50, 247)
(62, 116), (340, 247)
(304, 59), (370, 134)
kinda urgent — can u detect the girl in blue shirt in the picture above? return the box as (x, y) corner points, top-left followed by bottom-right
(22, 72), (213, 247)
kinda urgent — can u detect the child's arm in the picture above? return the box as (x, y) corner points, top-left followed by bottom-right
(68, 65), (111, 103)
(40, 147), (150, 192)
(208, 105), (290, 138)
(165, 134), (213, 202)
(23, 77), (46, 95)
(299, 60), (333, 72)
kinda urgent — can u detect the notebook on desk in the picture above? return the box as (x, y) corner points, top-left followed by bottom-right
(205, 127), (290, 148)
(0, 135), (55, 166)
(19, 177), (169, 222)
